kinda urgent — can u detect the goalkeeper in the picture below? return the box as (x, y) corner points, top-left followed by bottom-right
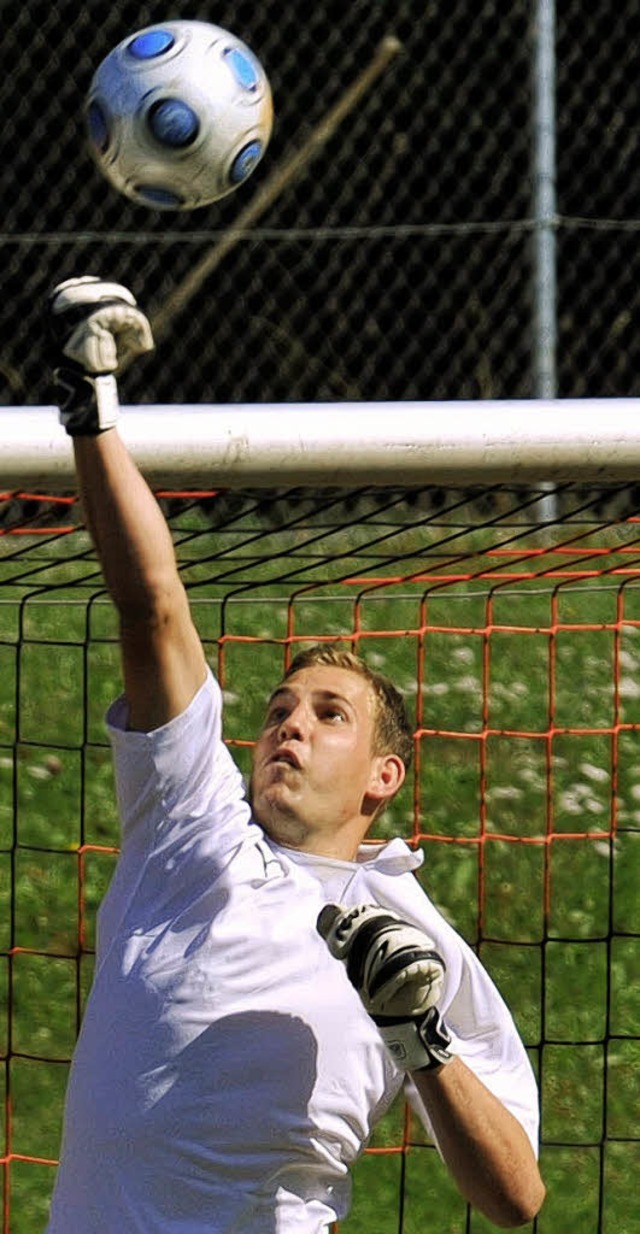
(44, 277), (545, 1233)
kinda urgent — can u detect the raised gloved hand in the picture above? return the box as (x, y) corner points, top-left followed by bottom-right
(47, 276), (154, 436)
(317, 902), (454, 1072)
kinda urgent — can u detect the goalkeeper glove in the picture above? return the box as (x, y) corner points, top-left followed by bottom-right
(47, 275), (154, 436)
(317, 902), (454, 1072)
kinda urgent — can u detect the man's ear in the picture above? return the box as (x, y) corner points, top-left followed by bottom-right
(366, 753), (406, 806)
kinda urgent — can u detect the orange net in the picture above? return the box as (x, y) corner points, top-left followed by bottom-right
(1, 483), (638, 1231)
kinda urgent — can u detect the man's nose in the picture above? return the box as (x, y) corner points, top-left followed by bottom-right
(278, 706), (307, 740)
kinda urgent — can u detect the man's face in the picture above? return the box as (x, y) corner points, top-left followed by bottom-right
(250, 664), (396, 858)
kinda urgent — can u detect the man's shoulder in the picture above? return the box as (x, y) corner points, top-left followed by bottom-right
(107, 666), (220, 738)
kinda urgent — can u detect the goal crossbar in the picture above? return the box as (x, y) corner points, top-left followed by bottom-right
(2, 399), (640, 490)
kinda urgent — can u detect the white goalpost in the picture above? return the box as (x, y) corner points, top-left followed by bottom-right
(2, 399), (640, 490)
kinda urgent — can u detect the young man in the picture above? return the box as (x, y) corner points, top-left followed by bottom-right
(44, 278), (545, 1233)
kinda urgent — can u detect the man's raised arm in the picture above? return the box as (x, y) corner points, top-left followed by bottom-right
(48, 276), (207, 732)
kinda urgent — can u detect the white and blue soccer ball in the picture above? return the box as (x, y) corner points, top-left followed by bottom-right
(86, 20), (273, 210)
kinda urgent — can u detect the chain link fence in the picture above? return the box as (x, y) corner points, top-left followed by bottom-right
(2, 1), (640, 414)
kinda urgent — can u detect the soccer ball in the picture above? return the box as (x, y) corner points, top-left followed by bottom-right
(86, 19), (273, 210)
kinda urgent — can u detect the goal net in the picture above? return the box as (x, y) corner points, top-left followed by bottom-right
(1, 407), (639, 1233)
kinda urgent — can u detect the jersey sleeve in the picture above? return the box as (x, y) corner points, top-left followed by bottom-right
(106, 668), (257, 857)
(97, 670), (261, 959)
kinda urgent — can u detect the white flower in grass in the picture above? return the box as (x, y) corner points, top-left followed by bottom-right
(618, 677), (640, 699)
(486, 785), (523, 801)
(518, 766), (546, 790)
(421, 681), (449, 696)
(27, 764), (52, 781)
(453, 675), (481, 694)
(489, 680), (529, 704)
(558, 789), (583, 815)
(557, 782), (605, 815)
(593, 839), (617, 858)
(451, 646), (476, 665)
(578, 762), (610, 783)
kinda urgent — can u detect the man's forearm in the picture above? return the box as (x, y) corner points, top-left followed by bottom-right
(412, 1057), (545, 1227)
(74, 430), (183, 621)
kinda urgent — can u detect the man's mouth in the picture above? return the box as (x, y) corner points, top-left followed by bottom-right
(271, 748), (301, 769)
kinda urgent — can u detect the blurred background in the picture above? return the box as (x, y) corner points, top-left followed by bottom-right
(3, 0), (640, 411)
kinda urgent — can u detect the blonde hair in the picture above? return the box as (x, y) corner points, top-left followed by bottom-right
(282, 644), (414, 771)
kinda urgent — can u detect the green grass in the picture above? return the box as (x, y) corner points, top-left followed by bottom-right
(1, 502), (640, 1233)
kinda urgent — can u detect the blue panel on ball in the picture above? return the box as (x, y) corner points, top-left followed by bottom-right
(229, 140), (263, 184)
(129, 29), (175, 59)
(134, 185), (184, 208)
(87, 100), (109, 153)
(223, 46), (259, 91)
(148, 99), (200, 148)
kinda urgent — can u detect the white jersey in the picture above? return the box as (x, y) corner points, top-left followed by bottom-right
(46, 671), (539, 1234)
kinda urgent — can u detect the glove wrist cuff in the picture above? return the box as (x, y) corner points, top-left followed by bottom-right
(377, 1009), (454, 1073)
(56, 369), (120, 437)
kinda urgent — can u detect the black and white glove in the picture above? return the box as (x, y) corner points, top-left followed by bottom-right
(47, 276), (155, 436)
(317, 902), (454, 1072)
